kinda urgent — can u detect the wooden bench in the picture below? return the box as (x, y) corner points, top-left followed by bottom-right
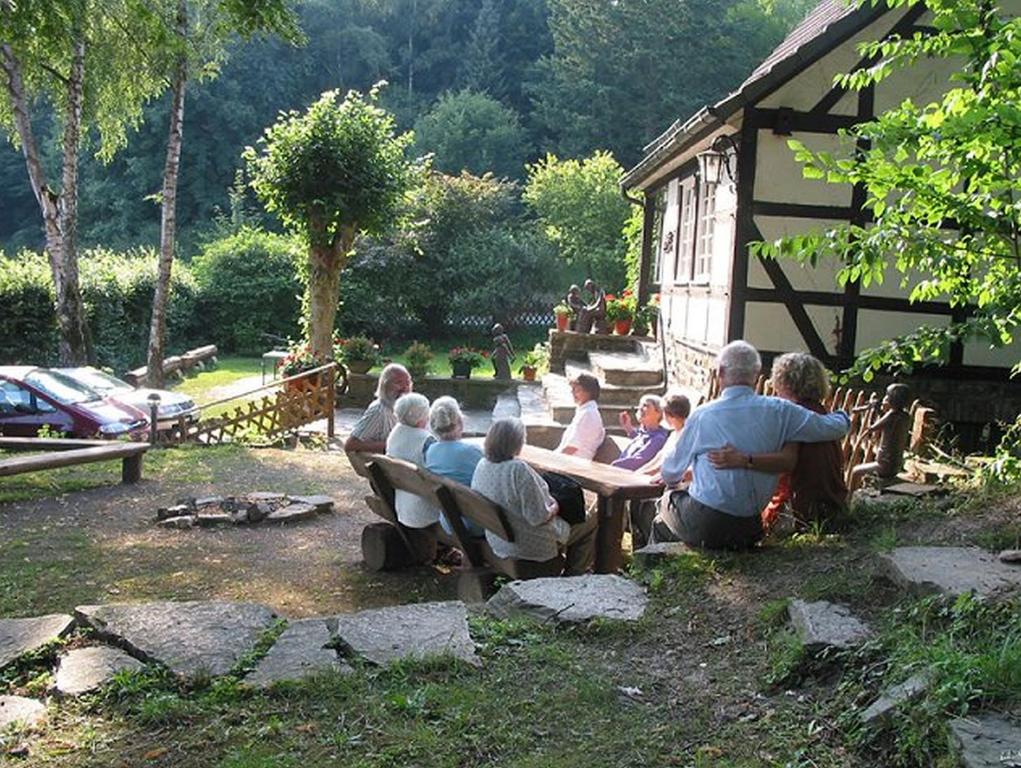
(0, 438), (149, 484)
(347, 451), (565, 588)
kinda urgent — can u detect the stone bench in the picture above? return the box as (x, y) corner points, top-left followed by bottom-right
(0, 438), (149, 484)
(123, 345), (218, 386)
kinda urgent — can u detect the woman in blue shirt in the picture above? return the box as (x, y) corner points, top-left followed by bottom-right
(425, 396), (484, 536)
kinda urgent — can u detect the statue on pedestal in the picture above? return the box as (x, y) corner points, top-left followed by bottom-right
(566, 284), (585, 331)
(491, 324), (514, 380)
(576, 279), (608, 334)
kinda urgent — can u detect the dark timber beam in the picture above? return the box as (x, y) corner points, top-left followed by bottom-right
(728, 113), (759, 341)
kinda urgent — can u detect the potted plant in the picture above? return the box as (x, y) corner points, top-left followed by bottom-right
(336, 335), (380, 375)
(633, 293), (660, 337)
(518, 342), (549, 382)
(448, 346), (486, 379)
(605, 290), (637, 335)
(553, 302), (573, 332)
(280, 342), (324, 392)
(404, 341), (433, 380)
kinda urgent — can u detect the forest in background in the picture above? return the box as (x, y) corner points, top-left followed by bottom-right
(0, 0), (814, 258)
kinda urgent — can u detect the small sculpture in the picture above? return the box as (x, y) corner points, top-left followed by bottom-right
(850, 383), (912, 492)
(576, 279), (608, 334)
(566, 284), (585, 331)
(491, 323), (515, 380)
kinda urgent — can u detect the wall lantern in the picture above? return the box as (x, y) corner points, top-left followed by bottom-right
(696, 134), (739, 185)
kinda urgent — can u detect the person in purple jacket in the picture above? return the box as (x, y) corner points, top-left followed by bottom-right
(612, 394), (670, 471)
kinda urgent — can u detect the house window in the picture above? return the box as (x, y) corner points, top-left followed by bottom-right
(673, 177), (697, 284)
(693, 180), (716, 283)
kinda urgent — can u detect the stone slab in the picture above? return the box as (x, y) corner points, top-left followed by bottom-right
(949, 714), (1021, 767)
(332, 601), (479, 667)
(76, 601), (277, 680)
(632, 542), (691, 568)
(881, 547), (1021, 599)
(157, 515), (196, 529)
(195, 513), (233, 527)
(860, 673), (930, 725)
(247, 492), (285, 502)
(245, 619), (350, 687)
(788, 600), (872, 652)
(883, 482), (939, 497)
(486, 574), (648, 625)
(1000, 550), (1021, 564)
(54, 646), (144, 696)
(290, 495), (335, 513)
(0, 614), (74, 669)
(0, 696), (46, 729)
(266, 502), (317, 523)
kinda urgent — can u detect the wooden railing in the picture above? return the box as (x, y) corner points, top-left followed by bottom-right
(160, 363), (346, 446)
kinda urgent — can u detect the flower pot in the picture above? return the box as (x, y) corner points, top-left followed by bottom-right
(614, 319), (632, 336)
(347, 359), (372, 375)
(521, 365), (537, 382)
(451, 361), (473, 379)
(555, 313), (570, 332)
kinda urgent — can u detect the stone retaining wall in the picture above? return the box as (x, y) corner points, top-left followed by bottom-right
(341, 373), (516, 410)
(548, 329), (649, 374)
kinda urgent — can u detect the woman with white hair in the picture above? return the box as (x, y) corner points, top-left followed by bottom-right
(385, 392), (441, 529)
(471, 417), (597, 574)
(425, 397), (484, 536)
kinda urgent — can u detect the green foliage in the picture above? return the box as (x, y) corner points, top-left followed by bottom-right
(0, 249), (201, 371)
(413, 89), (529, 180)
(336, 335), (380, 364)
(754, 0), (1021, 378)
(192, 227), (303, 353)
(245, 85), (417, 251)
(523, 151), (631, 289)
(403, 341), (434, 378)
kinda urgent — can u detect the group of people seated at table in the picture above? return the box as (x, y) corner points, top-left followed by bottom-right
(345, 339), (908, 568)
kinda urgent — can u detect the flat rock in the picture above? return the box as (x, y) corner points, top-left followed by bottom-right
(290, 495), (335, 513)
(75, 601), (277, 680)
(788, 600), (872, 652)
(883, 482), (939, 497)
(0, 614), (74, 669)
(0, 696), (46, 729)
(949, 714), (1021, 767)
(860, 673), (930, 725)
(157, 515), (196, 529)
(53, 646), (144, 696)
(194, 496), (224, 508)
(332, 601), (479, 667)
(881, 547), (1021, 598)
(266, 502), (317, 524)
(247, 492), (285, 502)
(1000, 550), (1021, 564)
(486, 574), (648, 625)
(632, 542), (691, 568)
(195, 513), (233, 527)
(245, 619), (350, 687)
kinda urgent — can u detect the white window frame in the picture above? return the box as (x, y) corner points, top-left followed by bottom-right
(673, 176), (698, 285)
(693, 179), (716, 284)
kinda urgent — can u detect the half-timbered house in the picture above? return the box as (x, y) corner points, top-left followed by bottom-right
(621, 0), (1020, 441)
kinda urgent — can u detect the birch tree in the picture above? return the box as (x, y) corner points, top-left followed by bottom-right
(0, 0), (160, 364)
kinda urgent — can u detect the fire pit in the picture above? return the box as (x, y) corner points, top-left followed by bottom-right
(156, 492), (334, 529)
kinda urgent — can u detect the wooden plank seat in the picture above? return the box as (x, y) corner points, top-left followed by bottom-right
(354, 452), (565, 583)
(0, 438), (149, 484)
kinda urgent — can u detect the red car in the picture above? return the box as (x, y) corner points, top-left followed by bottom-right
(0, 366), (149, 440)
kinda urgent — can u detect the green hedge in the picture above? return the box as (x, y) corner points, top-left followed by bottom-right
(192, 227), (303, 354)
(0, 249), (202, 372)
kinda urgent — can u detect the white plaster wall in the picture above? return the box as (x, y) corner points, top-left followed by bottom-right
(874, 53), (961, 114)
(755, 131), (855, 207)
(757, 8), (909, 112)
(744, 302), (806, 352)
(855, 310), (949, 352)
(712, 179), (738, 289)
(753, 215), (846, 292)
(963, 337), (1021, 369)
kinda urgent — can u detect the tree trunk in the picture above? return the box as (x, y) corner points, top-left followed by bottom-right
(307, 223), (355, 360)
(0, 37), (89, 365)
(147, 0), (188, 389)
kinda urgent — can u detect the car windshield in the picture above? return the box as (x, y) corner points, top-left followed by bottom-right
(25, 370), (100, 405)
(67, 368), (131, 394)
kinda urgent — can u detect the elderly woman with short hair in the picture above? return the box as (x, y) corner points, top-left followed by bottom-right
(385, 392), (441, 529)
(425, 396), (484, 536)
(471, 417), (597, 574)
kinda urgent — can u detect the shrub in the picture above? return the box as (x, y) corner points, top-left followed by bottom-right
(192, 227), (303, 354)
(404, 341), (433, 379)
(335, 336), (380, 365)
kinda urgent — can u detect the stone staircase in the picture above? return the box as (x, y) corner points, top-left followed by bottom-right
(494, 331), (666, 447)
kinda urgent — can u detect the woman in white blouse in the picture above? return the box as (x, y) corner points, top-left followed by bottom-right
(385, 393), (441, 529)
(471, 417), (596, 574)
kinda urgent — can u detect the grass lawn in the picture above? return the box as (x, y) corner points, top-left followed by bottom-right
(172, 356), (263, 402)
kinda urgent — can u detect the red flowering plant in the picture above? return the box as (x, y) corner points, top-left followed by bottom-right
(335, 335), (380, 365)
(280, 341), (324, 377)
(605, 289), (637, 323)
(447, 346), (486, 369)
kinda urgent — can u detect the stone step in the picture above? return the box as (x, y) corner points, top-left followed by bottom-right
(564, 360), (665, 405)
(588, 347), (663, 388)
(492, 390), (520, 420)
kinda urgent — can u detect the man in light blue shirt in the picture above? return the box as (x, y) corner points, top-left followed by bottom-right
(656, 341), (849, 549)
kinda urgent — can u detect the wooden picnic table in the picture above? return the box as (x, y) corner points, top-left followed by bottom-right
(468, 439), (664, 573)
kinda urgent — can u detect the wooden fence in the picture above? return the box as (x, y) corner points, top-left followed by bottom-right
(160, 363), (345, 446)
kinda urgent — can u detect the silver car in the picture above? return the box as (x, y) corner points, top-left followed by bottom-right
(60, 367), (199, 430)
